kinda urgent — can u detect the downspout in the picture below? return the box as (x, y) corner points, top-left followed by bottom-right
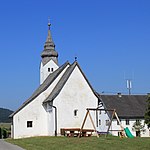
(49, 105), (57, 136)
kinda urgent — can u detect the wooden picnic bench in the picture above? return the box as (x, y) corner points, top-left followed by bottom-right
(60, 128), (94, 137)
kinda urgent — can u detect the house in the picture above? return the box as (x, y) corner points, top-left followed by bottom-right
(97, 94), (150, 137)
(10, 23), (101, 139)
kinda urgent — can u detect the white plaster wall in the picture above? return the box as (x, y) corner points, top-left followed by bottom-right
(110, 119), (150, 137)
(13, 95), (48, 139)
(53, 66), (98, 135)
(98, 110), (110, 132)
(40, 60), (59, 84)
(13, 64), (69, 139)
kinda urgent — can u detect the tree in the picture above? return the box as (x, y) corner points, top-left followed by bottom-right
(132, 120), (145, 137)
(144, 95), (150, 128)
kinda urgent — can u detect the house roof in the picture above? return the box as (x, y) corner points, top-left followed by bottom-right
(10, 61), (69, 117)
(98, 94), (147, 119)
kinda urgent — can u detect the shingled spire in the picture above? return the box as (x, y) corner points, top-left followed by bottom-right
(41, 21), (58, 65)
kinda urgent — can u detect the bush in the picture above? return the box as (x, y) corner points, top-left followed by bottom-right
(3, 129), (8, 138)
(0, 128), (9, 139)
(0, 128), (2, 139)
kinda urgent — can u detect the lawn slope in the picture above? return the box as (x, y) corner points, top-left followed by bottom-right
(6, 136), (150, 150)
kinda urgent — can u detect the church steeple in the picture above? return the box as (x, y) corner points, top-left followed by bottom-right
(41, 21), (58, 66)
(40, 21), (59, 84)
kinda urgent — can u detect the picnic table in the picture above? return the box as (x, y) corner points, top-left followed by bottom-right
(60, 128), (94, 137)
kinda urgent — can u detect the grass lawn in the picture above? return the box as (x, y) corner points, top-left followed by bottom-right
(6, 136), (150, 150)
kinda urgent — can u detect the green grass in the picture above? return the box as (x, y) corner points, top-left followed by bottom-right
(6, 136), (150, 150)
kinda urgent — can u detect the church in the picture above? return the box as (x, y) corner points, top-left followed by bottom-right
(10, 22), (149, 139)
(10, 22), (101, 139)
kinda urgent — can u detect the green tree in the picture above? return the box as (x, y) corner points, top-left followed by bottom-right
(144, 95), (150, 128)
(132, 120), (145, 137)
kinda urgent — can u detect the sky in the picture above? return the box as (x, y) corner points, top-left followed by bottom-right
(0, 0), (150, 110)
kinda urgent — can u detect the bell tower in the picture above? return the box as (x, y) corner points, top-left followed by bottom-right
(40, 21), (59, 84)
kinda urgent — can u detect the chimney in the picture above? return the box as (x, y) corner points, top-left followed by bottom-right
(117, 93), (122, 98)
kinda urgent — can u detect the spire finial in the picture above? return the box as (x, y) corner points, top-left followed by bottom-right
(75, 56), (77, 61)
(48, 17), (51, 30)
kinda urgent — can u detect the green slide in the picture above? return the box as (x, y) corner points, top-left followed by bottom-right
(124, 127), (134, 138)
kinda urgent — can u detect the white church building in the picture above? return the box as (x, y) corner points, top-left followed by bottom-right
(10, 23), (150, 139)
(10, 23), (101, 139)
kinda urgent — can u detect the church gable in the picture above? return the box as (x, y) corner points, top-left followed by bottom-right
(50, 61), (98, 107)
(60, 64), (95, 100)
(44, 61), (98, 104)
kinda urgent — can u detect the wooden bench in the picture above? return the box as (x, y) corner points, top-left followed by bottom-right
(60, 128), (94, 137)
(61, 128), (80, 137)
(80, 129), (94, 137)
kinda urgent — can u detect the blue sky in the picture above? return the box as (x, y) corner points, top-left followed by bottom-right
(0, 0), (150, 110)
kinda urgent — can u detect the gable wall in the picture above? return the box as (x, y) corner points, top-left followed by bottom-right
(13, 65), (69, 139)
(53, 66), (98, 134)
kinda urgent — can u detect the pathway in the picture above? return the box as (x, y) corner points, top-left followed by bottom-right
(0, 139), (25, 150)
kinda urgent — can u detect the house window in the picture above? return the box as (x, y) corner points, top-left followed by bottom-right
(106, 120), (109, 126)
(74, 109), (78, 117)
(48, 68), (50, 72)
(126, 119), (130, 125)
(99, 119), (101, 125)
(27, 121), (33, 128)
(51, 68), (54, 72)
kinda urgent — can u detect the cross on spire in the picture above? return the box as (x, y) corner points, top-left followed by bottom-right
(48, 17), (51, 30)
